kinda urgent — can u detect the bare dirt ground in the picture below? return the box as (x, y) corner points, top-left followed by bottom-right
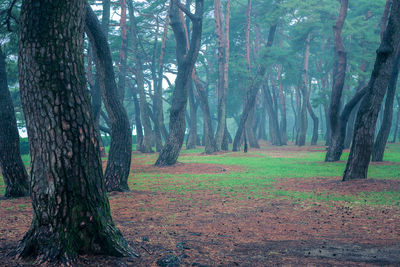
(1, 147), (400, 266)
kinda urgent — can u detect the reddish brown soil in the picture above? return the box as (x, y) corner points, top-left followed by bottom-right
(1, 150), (399, 266)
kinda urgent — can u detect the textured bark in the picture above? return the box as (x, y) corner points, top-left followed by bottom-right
(155, 0), (204, 166)
(214, 0), (230, 150)
(325, 0), (348, 160)
(232, 24), (277, 151)
(86, 6), (132, 191)
(296, 33), (311, 146)
(16, 0), (136, 262)
(0, 46), (29, 198)
(127, 0), (153, 153)
(193, 71), (217, 154)
(372, 44), (400, 161)
(343, 1), (400, 181)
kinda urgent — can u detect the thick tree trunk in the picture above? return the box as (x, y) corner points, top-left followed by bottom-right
(16, 1), (136, 262)
(155, 0), (204, 166)
(193, 71), (217, 154)
(0, 47), (29, 198)
(127, 0), (153, 153)
(246, 104), (260, 148)
(85, 6), (132, 191)
(372, 45), (400, 161)
(232, 24), (277, 151)
(343, 1), (400, 181)
(325, 0), (348, 160)
(214, 0), (230, 150)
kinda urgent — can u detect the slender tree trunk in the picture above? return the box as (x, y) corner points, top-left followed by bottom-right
(86, 6), (132, 191)
(264, 82), (281, 146)
(186, 82), (198, 149)
(16, 1), (136, 262)
(192, 71), (217, 154)
(372, 44), (400, 161)
(155, 0), (204, 166)
(290, 90), (297, 142)
(258, 96), (267, 140)
(325, 0), (349, 160)
(278, 65), (287, 145)
(130, 84), (144, 151)
(118, 0), (128, 101)
(343, 1), (400, 181)
(296, 33), (311, 146)
(232, 24), (277, 151)
(127, 0), (153, 153)
(214, 0), (230, 150)
(0, 46), (29, 198)
(307, 99), (319, 145)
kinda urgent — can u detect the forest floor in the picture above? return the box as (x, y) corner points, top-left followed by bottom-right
(1, 142), (400, 266)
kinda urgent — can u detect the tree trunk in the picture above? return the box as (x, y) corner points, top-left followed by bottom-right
(0, 46), (29, 198)
(127, 0), (153, 153)
(372, 44), (400, 161)
(277, 65), (287, 145)
(325, 0), (348, 160)
(155, 0), (204, 166)
(214, 0), (230, 150)
(343, 1), (400, 181)
(16, 1), (136, 262)
(246, 104), (260, 148)
(130, 84), (144, 151)
(86, 6), (132, 191)
(192, 71), (217, 154)
(186, 82), (198, 149)
(264, 82), (281, 146)
(307, 99), (319, 146)
(232, 24), (277, 151)
(296, 33), (311, 146)
(118, 0), (128, 101)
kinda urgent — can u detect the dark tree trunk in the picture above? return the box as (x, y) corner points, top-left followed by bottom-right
(85, 6), (132, 191)
(186, 82), (198, 149)
(264, 83), (281, 146)
(0, 46), (29, 198)
(193, 71), (217, 154)
(372, 45), (400, 161)
(344, 101), (358, 148)
(258, 97), (267, 141)
(307, 99), (319, 145)
(155, 0), (204, 166)
(16, 0), (136, 262)
(246, 103), (260, 148)
(325, 0), (348, 160)
(232, 24), (277, 151)
(343, 1), (400, 181)
(127, 0), (153, 153)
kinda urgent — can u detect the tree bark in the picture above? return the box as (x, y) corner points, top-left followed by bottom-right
(372, 44), (400, 161)
(16, 0), (136, 262)
(343, 0), (400, 181)
(307, 98), (319, 146)
(296, 33), (311, 146)
(130, 83), (144, 151)
(192, 71), (217, 154)
(85, 6), (132, 191)
(391, 96), (400, 143)
(0, 46), (29, 198)
(155, 0), (204, 166)
(325, 0), (349, 160)
(186, 82), (198, 149)
(127, 0), (153, 153)
(232, 24), (277, 151)
(214, 0), (230, 150)
(277, 65), (287, 145)
(117, 0), (128, 102)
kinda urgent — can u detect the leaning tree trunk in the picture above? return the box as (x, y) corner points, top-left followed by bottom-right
(372, 44), (400, 161)
(85, 6), (132, 191)
(128, 0), (153, 153)
(325, 0), (349, 161)
(343, 0), (400, 181)
(0, 46), (29, 198)
(307, 99), (319, 146)
(232, 24), (277, 151)
(193, 71), (217, 154)
(16, 0), (136, 262)
(186, 82), (198, 149)
(155, 0), (204, 166)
